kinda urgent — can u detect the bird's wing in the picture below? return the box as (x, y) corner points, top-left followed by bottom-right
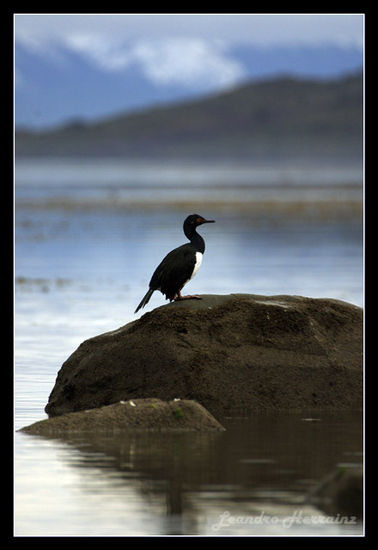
(150, 244), (196, 295)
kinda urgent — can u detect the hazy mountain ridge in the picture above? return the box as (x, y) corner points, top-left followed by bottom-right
(16, 72), (362, 163)
(15, 39), (363, 129)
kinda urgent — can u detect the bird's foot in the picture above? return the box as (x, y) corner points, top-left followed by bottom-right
(175, 294), (202, 301)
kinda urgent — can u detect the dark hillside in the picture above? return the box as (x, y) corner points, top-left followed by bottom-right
(16, 72), (362, 162)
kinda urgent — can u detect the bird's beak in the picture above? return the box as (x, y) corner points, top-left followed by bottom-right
(201, 219), (215, 224)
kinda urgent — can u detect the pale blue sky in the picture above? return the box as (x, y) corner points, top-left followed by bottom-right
(15, 14), (364, 49)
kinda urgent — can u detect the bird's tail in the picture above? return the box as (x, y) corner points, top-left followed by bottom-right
(135, 288), (154, 314)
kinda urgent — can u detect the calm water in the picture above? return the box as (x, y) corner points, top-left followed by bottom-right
(14, 159), (363, 536)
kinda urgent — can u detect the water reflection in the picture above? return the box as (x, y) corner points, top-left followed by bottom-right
(16, 412), (363, 536)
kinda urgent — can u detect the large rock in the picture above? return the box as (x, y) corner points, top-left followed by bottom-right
(45, 294), (363, 418)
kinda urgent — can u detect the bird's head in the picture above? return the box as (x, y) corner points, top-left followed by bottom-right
(185, 214), (215, 228)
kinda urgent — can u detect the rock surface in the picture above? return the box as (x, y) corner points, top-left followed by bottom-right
(21, 398), (225, 434)
(45, 294), (363, 418)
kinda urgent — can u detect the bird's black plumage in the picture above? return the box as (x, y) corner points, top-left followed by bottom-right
(135, 214), (215, 313)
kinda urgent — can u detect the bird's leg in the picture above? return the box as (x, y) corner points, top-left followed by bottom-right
(174, 290), (201, 301)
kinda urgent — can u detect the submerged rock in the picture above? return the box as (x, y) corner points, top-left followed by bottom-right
(308, 465), (363, 520)
(21, 398), (225, 434)
(45, 294), (363, 418)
